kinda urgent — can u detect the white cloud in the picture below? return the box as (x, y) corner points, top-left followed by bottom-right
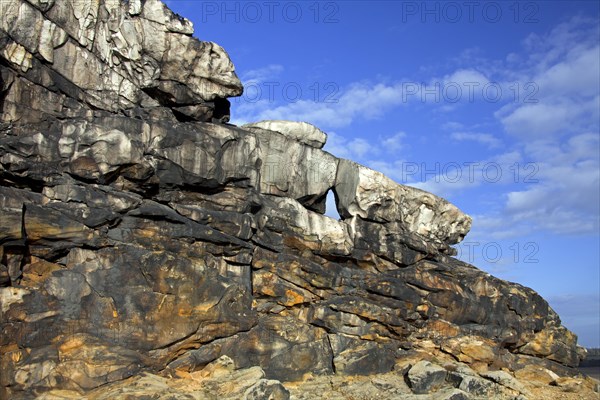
(475, 17), (600, 237)
(536, 45), (600, 98)
(240, 64), (284, 84)
(413, 131), (600, 237)
(451, 132), (501, 148)
(521, 16), (599, 72)
(442, 121), (464, 131)
(232, 81), (411, 129)
(382, 132), (406, 152)
(232, 16), (600, 242)
(347, 138), (373, 158)
(496, 18), (600, 140)
(466, 214), (532, 241)
(441, 69), (490, 88)
(473, 134), (599, 237)
(363, 159), (410, 183)
(503, 135), (600, 235)
(496, 99), (599, 138)
(410, 150), (525, 198)
(232, 68), (495, 130)
(324, 132), (407, 162)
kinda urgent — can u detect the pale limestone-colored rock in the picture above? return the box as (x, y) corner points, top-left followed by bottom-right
(38, 19), (58, 62)
(1, 0), (241, 119)
(514, 365), (560, 385)
(0, 1), (44, 54)
(480, 370), (530, 396)
(440, 336), (497, 364)
(58, 122), (145, 179)
(192, 355), (235, 379)
(0, 2), (60, 60)
(146, 121), (261, 188)
(0, 1), (587, 398)
(43, 183), (143, 214)
(407, 360), (447, 394)
(51, 40), (138, 110)
(255, 128), (338, 211)
(142, 0), (194, 34)
(45, 0), (100, 49)
(128, 0), (142, 16)
(161, 34), (242, 100)
(244, 379), (290, 400)
(551, 376), (586, 393)
(0, 287), (31, 313)
(137, 17), (169, 60)
(258, 196), (353, 256)
(453, 374), (495, 396)
(38, 359), (289, 399)
(2, 41), (33, 72)
(335, 159), (471, 246)
(243, 120), (328, 149)
(0, 189), (26, 240)
(24, 0), (56, 12)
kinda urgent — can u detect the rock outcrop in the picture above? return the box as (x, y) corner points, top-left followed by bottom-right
(0, 1), (591, 399)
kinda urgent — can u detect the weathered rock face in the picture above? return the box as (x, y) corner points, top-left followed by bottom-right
(0, 0), (587, 398)
(0, 0), (241, 124)
(242, 120), (328, 149)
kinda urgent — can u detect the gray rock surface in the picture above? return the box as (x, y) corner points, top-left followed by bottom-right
(408, 360), (448, 394)
(0, 0), (242, 124)
(243, 120), (328, 149)
(0, 0), (589, 399)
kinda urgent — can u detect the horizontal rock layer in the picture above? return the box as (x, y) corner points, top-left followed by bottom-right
(0, 0), (585, 398)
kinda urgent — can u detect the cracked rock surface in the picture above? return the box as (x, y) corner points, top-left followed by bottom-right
(0, 0), (593, 398)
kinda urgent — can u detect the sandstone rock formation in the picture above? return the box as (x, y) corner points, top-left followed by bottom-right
(0, 1), (594, 399)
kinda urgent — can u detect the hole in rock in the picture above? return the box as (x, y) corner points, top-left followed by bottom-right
(324, 190), (341, 220)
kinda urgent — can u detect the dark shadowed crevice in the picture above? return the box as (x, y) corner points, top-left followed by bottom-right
(212, 97), (231, 123)
(0, 64), (13, 114)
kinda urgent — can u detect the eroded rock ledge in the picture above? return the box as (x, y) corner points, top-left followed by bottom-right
(0, 1), (589, 399)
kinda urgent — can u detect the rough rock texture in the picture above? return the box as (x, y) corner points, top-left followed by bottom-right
(35, 355), (600, 400)
(242, 120), (328, 149)
(0, 0), (241, 124)
(0, 0), (592, 399)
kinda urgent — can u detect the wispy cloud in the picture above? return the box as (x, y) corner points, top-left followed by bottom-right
(450, 132), (501, 148)
(232, 17), (599, 241)
(232, 81), (413, 129)
(419, 17), (600, 238)
(240, 64), (284, 84)
(382, 132), (406, 152)
(324, 131), (407, 162)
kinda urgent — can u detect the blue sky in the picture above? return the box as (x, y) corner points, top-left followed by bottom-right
(164, 1), (600, 348)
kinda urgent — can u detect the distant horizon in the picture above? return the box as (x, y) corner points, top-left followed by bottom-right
(165, 0), (600, 347)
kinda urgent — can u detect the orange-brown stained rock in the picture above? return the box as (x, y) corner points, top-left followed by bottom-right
(24, 205), (95, 242)
(252, 270), (317, 306)
(69, 156), (101, 181)
(21, 257), (63, 288)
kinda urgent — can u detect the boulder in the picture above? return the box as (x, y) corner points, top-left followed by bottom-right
(243, 120), (328, 149)
(407, 361), (447, 394)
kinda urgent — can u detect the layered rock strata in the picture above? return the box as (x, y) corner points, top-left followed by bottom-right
(0, 0), (587, 398)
